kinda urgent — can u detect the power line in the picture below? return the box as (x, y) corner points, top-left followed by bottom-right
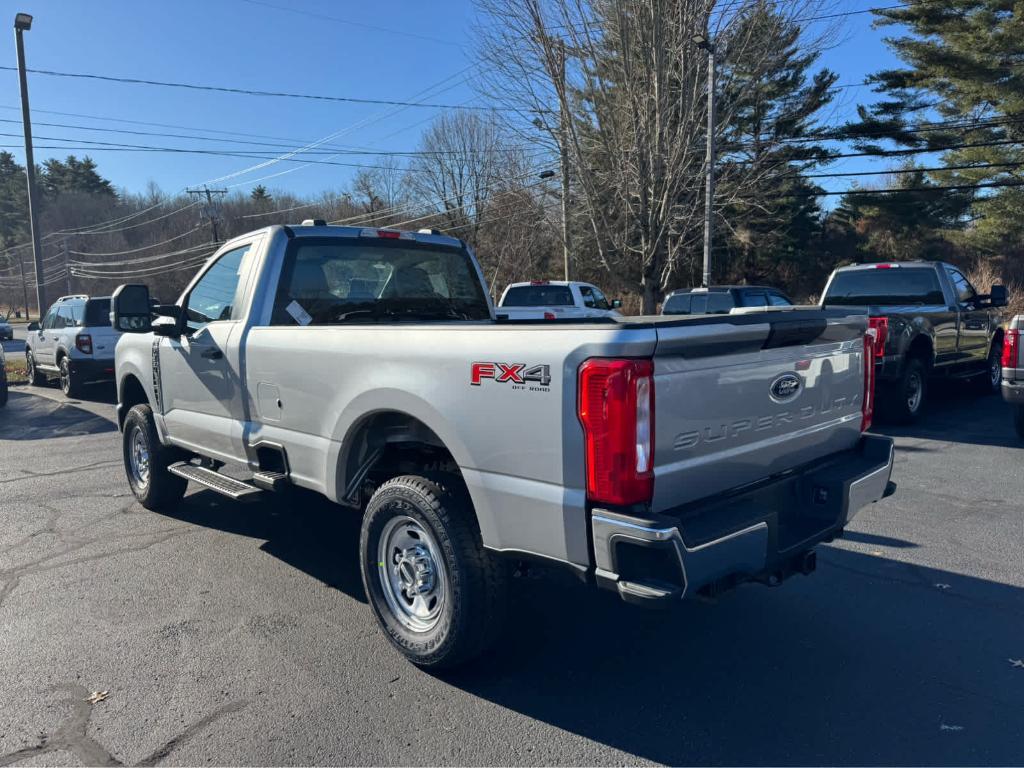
(0, 65), (508, 112)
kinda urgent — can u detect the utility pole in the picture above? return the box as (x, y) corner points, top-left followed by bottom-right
(187, 186), (227, 243)
(61, 238), (70, 295)
(691, 32), (716, 288)
(555, 39), (572, 282)
(14, 13), (45, 318)
(17, 251), (29, 320)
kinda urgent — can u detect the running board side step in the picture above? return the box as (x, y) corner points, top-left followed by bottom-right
(169, 463), (263, 500)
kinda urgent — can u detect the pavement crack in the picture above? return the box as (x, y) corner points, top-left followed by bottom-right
(0, 460), (121, 485)
(136, 700), (248, 766)
(0, 683), (121, 767)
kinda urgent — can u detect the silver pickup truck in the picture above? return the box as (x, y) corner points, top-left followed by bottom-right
(111, 222), (895, 668)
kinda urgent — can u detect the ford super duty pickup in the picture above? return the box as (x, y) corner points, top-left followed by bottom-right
(111, 221), (896, 668)
(821, 261), (1008, 423)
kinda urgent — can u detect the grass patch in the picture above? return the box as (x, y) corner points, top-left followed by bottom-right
(4, 355), (28, 385)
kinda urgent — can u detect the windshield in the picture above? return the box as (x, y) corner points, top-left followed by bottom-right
(271, 238), (490, 325)
(824, 268), (946, 305)
(501, 285), (574, 307)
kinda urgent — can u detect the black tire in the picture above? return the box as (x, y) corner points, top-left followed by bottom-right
(1015, 405), (1024, 441)
(887, 356), (928, 424)
(58, 356), (82, 398)
(972, 339), (1002, 395)
(360, 474), (507, 669)
(25, 351), (45, 386)
(122, 403), (187, 511)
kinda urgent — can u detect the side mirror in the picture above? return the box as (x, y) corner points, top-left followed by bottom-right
(611, 299), (623, 309)
(27, 321), (39, 331)
(111, 283), (153, 333)
(989, 284), (1008, 308)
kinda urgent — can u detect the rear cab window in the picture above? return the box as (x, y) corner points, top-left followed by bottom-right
(824, 267), (946, 305)
(501, 285), (574, 307)
(271, 237), (491, 325)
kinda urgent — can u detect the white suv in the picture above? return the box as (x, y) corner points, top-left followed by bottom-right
(25, 295), (121, 397)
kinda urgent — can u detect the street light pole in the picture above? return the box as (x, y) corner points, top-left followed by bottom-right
(692, 33), (716, 288)
(14, 12), (45, 318)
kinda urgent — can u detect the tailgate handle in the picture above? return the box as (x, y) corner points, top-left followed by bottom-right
(763, 318), (827, 349)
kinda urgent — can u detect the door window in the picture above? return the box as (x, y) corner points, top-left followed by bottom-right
(945, 267), (977, 305)
(184, 244), (251, 333)
(739, 291), (767, 307)
(662, 294), (692, 315)
(706, 293), (733, 314)
(768, 292), (792, 307)
(41, 306), (58, 330)
(55, 305), (75, 329)
(579, 285), (611, 310)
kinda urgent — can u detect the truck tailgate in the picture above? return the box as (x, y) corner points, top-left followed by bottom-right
(651, 310), (868, 512)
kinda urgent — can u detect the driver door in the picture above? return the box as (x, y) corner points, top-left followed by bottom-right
(158, 240), (259, 462)
(945, 266), (988, 364)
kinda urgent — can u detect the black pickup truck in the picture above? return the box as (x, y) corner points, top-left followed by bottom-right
(821, 261), (1008, 422)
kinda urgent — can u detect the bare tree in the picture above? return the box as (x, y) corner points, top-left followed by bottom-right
(474, 0), (843, 312)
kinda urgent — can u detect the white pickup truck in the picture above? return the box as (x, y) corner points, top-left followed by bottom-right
(111, 221), (895, 669)
(497, 280), (622, 320)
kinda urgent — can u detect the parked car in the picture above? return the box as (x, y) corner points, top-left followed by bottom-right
(0, 314), (13, 340)
(1001, 315), (1023, 438)
(111, 222), (894, 669)
(497, 280), (622, 319)
(0, 343), (7, 408)
(25, 294), (121, 397)
(661, 285), (793, 315)
(821, 261), (1007, 422)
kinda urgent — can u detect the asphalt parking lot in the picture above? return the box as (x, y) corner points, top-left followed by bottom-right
(1, 373), (1022, 766)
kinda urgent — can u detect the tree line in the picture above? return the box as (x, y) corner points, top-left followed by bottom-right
(1, 0), (1020, 318)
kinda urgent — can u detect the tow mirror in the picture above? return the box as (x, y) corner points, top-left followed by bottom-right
(26, 321), (39, 331)
(111, 283), (153, 333)
(612, 299), (623, 309)
(989, 284), (1008, 308)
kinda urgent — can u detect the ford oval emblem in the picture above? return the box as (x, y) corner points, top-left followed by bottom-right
(770, 373), (802, 402)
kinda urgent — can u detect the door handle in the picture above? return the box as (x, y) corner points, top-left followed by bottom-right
(200, 347), (223, 360)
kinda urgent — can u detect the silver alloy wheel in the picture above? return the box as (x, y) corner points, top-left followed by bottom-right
(128, 424), (151, 489)
(907, 370), (923, 413)
(378, 515), (446, 633)
(60, 359), (70, 394)
(26, 354), (34, 382)
(990, 354), (1001, 388)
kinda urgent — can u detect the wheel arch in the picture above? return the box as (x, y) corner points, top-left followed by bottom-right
(117, 372), (150, 431)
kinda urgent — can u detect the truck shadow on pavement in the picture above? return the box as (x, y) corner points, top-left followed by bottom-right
(453, 548), (1024, 766)
(0, 391), (116, 440)
(157, 487), (1024, 765)
(878, 385), (1017, 449)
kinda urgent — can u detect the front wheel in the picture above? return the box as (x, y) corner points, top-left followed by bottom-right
(972, 340), (1003, 395)
(360, 475), (507, 669)
(26, 352), (45, 386)
(123, 403), (187, 511)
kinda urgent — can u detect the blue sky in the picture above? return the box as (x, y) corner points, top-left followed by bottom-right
(0, 0), (904, 201)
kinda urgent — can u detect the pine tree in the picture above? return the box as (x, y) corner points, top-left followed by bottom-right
(250, 184), (271, 203)
(848, 0), (1023, 251)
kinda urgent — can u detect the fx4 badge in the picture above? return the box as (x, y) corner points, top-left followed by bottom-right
(471, 362), (552, 389)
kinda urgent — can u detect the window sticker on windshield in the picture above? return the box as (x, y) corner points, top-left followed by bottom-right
(285, 300), (313, 326)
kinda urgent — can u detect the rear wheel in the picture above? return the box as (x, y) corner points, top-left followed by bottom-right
(360, 474), (507, 669)
(26, 352), (45, 386)
(887, 356), (928, 424)
(123, 403), (187, 511)
(59, 356), (82, 398)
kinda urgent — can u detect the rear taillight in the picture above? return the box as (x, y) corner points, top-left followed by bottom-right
(861, 331), (876, 431)
(578, 358), (655, 506)
(543, 311), (556, 320)
(1003, 329), (1019, 368)
(76, 333), (92, 355)
(868, 316), (888, 358)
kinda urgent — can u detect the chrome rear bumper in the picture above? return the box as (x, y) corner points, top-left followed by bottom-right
(592, 434), (895, 604)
